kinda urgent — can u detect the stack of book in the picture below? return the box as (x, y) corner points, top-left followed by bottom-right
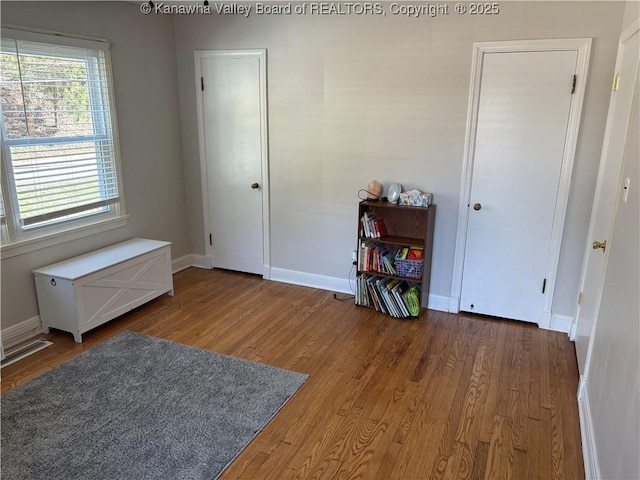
(355, 274), (421, 318)
(358, 241), (397, 275)
(396, 246), (424, 261)
(355, 274), (372, 308)
(360, 212), (388, 238)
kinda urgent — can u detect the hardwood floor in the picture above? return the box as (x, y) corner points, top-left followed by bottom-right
(1, 268), (584, 479)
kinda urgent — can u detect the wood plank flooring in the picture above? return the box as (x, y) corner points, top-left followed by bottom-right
(1, 268), (584, 479)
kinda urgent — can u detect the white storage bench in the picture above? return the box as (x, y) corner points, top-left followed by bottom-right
(33, 238), (174, 343)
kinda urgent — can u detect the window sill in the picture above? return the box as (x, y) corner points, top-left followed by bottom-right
(1, 215), (129, 260)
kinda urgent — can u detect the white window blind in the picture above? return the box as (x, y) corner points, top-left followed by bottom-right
(0, 30), (122, 237)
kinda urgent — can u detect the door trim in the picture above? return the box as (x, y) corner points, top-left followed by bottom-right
(450, 38), (592, 327)
(194, 49), (271, 277)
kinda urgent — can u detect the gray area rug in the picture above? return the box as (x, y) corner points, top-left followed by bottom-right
(1, 331), (308, 479)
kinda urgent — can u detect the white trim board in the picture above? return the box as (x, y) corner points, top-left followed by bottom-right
(427, 294), (450, 313)
(450, 38), (592, 326)
(183, 262), (573, 322)
(269, 267), (353, 295)
(578, 387), (600, 479)
(269, 267), (450, 312)
(539, 312), (574, 335)
(171, 254), (213, 272)
(569, 319), (578, 342)
(1, 316), (42, 349)
(193, 254), (213, 270)
(171, 254), (193, 274)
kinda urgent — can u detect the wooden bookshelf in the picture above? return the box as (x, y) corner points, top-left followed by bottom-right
(356, 200), (436, 316)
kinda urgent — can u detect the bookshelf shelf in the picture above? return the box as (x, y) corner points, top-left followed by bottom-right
(356, 200), (436, 317)
(357, 270), (426, 283)
(358, 235), (424, 246)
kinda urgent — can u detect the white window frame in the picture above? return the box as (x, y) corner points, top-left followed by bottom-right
(0, 26), (127, 259)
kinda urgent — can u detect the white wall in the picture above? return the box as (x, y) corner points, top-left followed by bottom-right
(174, 1), (625, 316)
(0, 2), (190, 331)
(0, 1), (627, 332)
(622, 0), (639, 30)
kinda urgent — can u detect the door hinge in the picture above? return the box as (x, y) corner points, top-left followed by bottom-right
(542, 278), (547, 294)
(612, 73), (620, 92)
(201, 77), (204, 91)
(571, 74), (577, 94)
(209, 233), (212, 245)
(578, 292), (583, 305)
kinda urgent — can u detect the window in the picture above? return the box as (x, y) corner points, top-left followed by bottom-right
(0, 28), (126, 256)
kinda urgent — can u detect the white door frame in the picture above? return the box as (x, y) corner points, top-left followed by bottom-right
(450, 39), (592, 328)
(194, 49), (271, 276)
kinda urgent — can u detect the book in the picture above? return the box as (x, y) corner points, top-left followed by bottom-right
(361, 212), (371, 238)
(360, 212), (388, 239)
(359, 243), (398, 276)
(366, 275), (385, 313)
(391, 281), (411, 317)
(384, 278), (403, 318)
(376, 277), (397, 317)
(359, 241), (374, 271)
(373, 218), (388, 238)
(357, 274), (421, 318)
(356, 274), (372, 307)
(381, 251), (397, 275)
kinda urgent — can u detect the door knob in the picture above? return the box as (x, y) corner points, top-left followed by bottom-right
(251, 183), (260, 189)
(592, 240), (607, 252)
(473, 203), (482, 211)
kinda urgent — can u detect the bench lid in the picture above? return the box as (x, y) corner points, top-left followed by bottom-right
(33, 238), (171, 280)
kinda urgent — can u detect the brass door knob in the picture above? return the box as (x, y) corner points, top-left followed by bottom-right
(592, 240), (607, 251)
(473, 203), (482, 211)
(251, 182), (260, 189)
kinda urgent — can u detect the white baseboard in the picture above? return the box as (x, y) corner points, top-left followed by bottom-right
(550, 313), (574, 334)
(427, 295), (450, 312)
(171, 254), (193, 273)
(539, 310), (552, 330)
(269, 267), (452, 312)
(538, 311), (573, 334)
(171, 254), (212, 272)
(569, 318), (578, 341)
(578, 387), (600, 479)
(2, 316), (42, 349)
(578, 374), (586, 400)
(448, 296), (460, 314)
(192, 254), (212, 269)
(269, 267), (353, 294)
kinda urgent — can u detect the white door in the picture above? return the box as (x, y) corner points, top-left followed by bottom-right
(459, 48), (582, 322)
(196, 51), (268, 275)
(582, 72), (639, 480)
(574, 24), (639, 378)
